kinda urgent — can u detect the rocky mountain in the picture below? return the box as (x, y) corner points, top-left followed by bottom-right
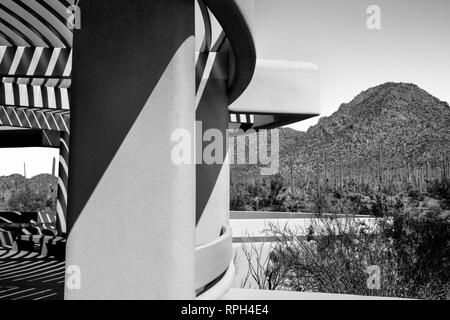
(232, 82), (450, 179)
(0, 174), (57, 211)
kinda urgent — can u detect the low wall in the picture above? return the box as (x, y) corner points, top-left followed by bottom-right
(230, 211), (377, 290)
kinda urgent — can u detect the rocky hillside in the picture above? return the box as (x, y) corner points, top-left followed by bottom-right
(232, 82), (450, 179)
(0, 174), (57, 211)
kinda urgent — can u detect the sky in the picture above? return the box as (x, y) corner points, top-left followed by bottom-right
(1, 0), (449, 176)
(0, 148), (59, 178)
(254, 0), (450, 131)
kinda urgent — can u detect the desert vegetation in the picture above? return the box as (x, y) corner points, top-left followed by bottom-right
(0, 174), (57, 212)
(231, 156), (450, 216)
(233, 151), (450, 300)
(233, 83), (450, 299)
(239, 193), (449, 299)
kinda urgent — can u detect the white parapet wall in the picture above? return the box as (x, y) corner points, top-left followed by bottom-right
(230, 212), (377, 290)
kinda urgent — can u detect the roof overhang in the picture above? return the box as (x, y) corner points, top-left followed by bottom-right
(229, 59), (320, 130)
(0, 126), (60, 148)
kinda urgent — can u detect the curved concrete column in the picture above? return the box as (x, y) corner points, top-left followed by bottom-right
(65, 0), (195, 299)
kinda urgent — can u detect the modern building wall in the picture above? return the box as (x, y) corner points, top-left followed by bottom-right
(65, 0), (196, 299)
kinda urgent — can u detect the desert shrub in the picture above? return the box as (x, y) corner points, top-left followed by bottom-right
(308, 192), (330, 214)
(427, 178), (450, 199)
(369, 194), (404, 217)
(245, 181), (268, 211)
(241, 208), (449, 299)
(404, 182), (425, 201)
(380, 209), (450, 299)
(241, 241), (288, 290)
(332, 189), (343, 199)
(231, 174), (448, 215)
(427, 178), (450, 208)
(312, 192), (403, 217)
(282, 193), (308, 212)
(231, 174), (289, 211)
(230, 181), (251, 211)
(380, 181), (399, 196)
(264, 174), (288, 209)
(333, 193), (367, 215)
(261, 217), (402, 297)
(7, 187), (52, 212)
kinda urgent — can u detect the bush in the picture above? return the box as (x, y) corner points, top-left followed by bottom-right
(241, 208), (450, 299)
(427, 178), (450, 208)
(7, 187), (52, 212)
(282, 193), (308, 212)
(230, 181), (251, 211)
(381, 209), (450, 299)
(230, 174), (288, 211)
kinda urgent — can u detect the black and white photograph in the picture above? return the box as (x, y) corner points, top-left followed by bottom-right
(0, 0), (448, 308)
